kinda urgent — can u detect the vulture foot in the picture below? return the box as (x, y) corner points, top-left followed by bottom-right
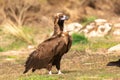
(58, 70), (63, 75)
(49, 71), (52, 75)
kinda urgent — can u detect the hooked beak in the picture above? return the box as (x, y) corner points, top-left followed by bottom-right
(60, 15), (69, 20)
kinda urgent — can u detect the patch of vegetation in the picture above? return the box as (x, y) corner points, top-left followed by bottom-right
(0, 55), (17, 61)
(79, 75), (119, 80)
(0, 39), (28, 52)
(2, 25), (34, 44)
(81, 16), (97, 26)
(18, 75), (59, 80)
(72, 36), (120, 51)
(0, 47), (4, 52)
(88, 37), (119, 51)
(72, 43), (89, 51)
(72, 33), (88, 45)
(0, 26), (34, 52)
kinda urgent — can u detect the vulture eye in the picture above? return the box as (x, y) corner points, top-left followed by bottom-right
(60, 15), (69, 20)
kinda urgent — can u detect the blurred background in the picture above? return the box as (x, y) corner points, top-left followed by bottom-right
(0, 0), (120, 52)
(1, 0), (120, 80)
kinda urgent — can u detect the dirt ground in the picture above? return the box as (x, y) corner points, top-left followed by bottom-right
(0, 49), (120, 80)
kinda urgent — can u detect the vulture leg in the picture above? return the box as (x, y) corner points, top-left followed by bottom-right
(58, 70), (62, 74)
(49, 71), (52, 75)
(55, 56), (63, 74)
(47, 63), (53, 75)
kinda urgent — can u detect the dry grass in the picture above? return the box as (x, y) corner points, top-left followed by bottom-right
(2, 22), (33, 44)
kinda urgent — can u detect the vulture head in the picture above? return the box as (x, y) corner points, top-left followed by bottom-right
(53, 13), (69, 36)
(55, 13), (69, 21)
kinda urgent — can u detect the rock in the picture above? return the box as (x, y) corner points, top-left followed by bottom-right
(87, 31), (100, 37)
(97, 23), (111, 35)
(86, 23), (95, 30)
(95, 19), (107, 25)
(112, 23), (120, 36)
(82, 19), (112, 37)
(114, 23), (120, 28)
(64, 22), (83, 34)
(113, 29), (120, 36)
(108, 44), (120, 52)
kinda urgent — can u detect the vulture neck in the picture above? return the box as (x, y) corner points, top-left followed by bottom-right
(53, 19), (64, 36)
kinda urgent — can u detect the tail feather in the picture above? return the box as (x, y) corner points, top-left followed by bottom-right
(23, 69), (28, 74)
(23, 51), (36, 74)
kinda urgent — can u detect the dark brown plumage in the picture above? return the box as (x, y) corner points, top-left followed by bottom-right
(23, 13), (72, 74)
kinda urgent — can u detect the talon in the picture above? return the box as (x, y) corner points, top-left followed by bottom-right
(49, 71), (52, 75)
(58, 70), (63, 75)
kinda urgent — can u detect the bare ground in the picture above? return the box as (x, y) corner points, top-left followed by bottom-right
(0, 49), (120, 80)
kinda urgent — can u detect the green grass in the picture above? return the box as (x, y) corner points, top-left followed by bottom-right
(0, 55), (17, 60)
(72, 33), (88, 45)
(0, 25), (52, 52)
(0, 39), (28, 52)
(72, 35), (120, 51)
(18, 75), (59, 80)
(2, 24), (34, 44)
(1, 49), (120, 80)
(7, 55), (17, 59)
(0, 47), (4, 52)
(0, 21), (119, 52)
(89, 40), (118, 51)
(6, 40), (28, 50)
(17, 71), (120, 80)
(88, 37), (119, 51)
(72, 40), (119, 51)
(0, 26), (34, 52)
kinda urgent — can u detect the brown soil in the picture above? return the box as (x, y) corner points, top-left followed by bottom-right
(0, 50), (120, 80)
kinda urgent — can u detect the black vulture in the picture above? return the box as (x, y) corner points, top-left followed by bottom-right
(23, 13), (72, 74)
